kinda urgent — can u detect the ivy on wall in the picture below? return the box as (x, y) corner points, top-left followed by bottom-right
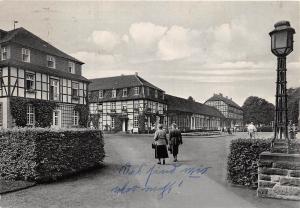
(74, 104), (89, 128)
(138, 113), (146, 133)
(10, 97), (57, 127)
(112, 115), (122, 132)
(33, 100), (57, 127)
(88, 114), (100, 129)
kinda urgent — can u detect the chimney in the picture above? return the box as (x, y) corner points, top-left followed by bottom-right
(225, 96), (228, 99)
(219, 93), (223, 97)
(135, 72), (138, 76)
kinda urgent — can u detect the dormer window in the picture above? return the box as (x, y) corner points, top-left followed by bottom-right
(99, 90), (103, 98)
(1, 46), (8, 60)
(134, 87), (139, 95)
(112, 89), (116, 98)
(122, 88), (127, 97)
(68, 61), (75, 74)
(47, 55), (56, 68)
(155, 90), (158, 98)
(22, 48), (30, 62)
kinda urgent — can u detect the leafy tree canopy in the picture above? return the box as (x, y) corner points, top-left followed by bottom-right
(287, 87), (300, 124)
(242, 96), (275, 125)
(187, 96), (195, 102)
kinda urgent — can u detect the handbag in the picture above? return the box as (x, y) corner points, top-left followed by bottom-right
(152, 142), (156, 149)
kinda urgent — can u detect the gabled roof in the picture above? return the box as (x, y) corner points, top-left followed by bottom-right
(0, 27), (83, 64)
(205, 93), (242, 110)
(89, 74), (164, 91)
(0, 59), (89, 83)
(165, 94), (225, 118)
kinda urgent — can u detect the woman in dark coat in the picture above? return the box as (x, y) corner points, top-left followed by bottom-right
(169, 123), (183, 162)
(153, 124), (168, 165)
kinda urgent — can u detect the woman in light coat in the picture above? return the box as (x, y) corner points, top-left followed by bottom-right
(153, 124), (168, 165)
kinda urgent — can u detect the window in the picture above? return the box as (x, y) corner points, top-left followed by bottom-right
(22, 48), (30, 62)
(133, 100), (139, 109)
(47, 55), (56, 68)
(147, 87), (150, 96)
(111, 117), (115, 129)
(27, 104), (35, 125)
(133, 115), (139, 128)
(73, 110), (79, 126)
(112, 89), (116, 98)
(26, 73), (35, 91)
(53, 110), (61, 127)
(50, 79), (59, 101)
(122, 88), (127, 97)
(155, 90), (158, 98)
(1, 47), (8, 60)
(68, 61), (75, 74)
(99, 90), (104, 98)
(134, 87), (139, 95)
(72, 82), (79, 97)
(111, 102), (116, 111)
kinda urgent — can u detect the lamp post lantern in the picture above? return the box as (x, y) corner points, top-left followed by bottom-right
(269, 20), (295, 153)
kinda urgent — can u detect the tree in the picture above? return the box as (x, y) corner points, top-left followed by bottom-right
(242, 96), (275, 125)
(287, 87), (300, 124)
(187, 96), (195, 102)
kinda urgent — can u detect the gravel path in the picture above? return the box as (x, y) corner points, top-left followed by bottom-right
(0, 132), (299, 208)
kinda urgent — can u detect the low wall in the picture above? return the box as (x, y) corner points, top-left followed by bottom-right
(0, 128), (105, 182)
(257, 152), (300, 200)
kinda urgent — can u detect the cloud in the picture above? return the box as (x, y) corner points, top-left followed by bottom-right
(203, 61), (272, 69)
(129, 22), (167, 49)
(157, 26), (202, 61)
(90, 31), (122, 52)
(71, 51), (120, 66)
(158, 74), (273, 83)
(207, 17), (268, 63)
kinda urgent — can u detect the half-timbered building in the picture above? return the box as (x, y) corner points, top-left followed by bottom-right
(88, 74), (167, 133)
(0, 27), (89, 128)
(205, 93), (243, 129)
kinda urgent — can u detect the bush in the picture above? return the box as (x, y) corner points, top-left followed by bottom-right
(0, 128), (105, 182)
(227, 138), (271, 187)
(227, 138), (300, 187)
(257, 126), (273, 132)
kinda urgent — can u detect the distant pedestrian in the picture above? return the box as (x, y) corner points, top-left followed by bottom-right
(168, 123), (183, 162)
(247, 122), (257, 139)
(227, 127), (231, 135)
(153, 124), (168, 165)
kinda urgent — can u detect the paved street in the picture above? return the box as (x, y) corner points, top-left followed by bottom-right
(0, 132), (299, 208)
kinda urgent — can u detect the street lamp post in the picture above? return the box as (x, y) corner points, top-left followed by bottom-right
(269, 21), (295, 153)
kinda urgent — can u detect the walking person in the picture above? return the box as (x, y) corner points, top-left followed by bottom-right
(153, 124), (168, 165)
(169, 123), (183, 162)
(247, 122), (257, 139)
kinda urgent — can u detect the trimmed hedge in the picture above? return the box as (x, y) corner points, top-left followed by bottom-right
(227, 139), (272, 187)
(0, 128), (105, 182)
(227, 138), (300, 187)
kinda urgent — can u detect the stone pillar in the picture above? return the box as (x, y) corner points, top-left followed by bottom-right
(257, 152), (300, 200)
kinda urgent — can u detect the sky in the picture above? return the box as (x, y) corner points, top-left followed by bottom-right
(0, 1), (299, 106)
